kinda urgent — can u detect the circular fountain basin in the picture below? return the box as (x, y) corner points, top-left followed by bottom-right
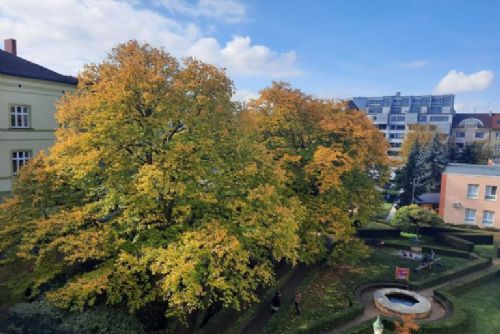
(373, 288), (431, 319)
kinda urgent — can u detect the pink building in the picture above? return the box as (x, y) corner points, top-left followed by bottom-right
(440, 163), (500, 228)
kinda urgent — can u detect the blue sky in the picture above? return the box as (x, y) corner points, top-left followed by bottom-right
(1, 0), (499, 112)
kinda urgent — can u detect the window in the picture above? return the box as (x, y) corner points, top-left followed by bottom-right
(429, 106), (443, 113)
(411, 106), (421, 113)
(475, 132), (485, 138)
(390, 115), (405, 122)
(495, 145), (500, 151)
(12, 151), (31, 175)
(496, 132), (500, 139)
(368, 107), (382, 114)
(391, 106), (402, 113)
(467, 184), (479, 199)
(389, 133), (405, 139)
(390, 142), (402, 148)
(389, 125), (405, 130)
(455, 131), (465, 138)
(10, 105), (30, 128)
(419, 115), (427, 122)
(485, 186), (497, 200)
(465, 208), (477, 224)
(371, 116), (377, 121)
(483, 211), (495, 225)
(378, 124), (387, 130)
(429, 115), (449, 122)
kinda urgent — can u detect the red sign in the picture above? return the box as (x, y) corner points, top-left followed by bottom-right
(395, 267), (410, 281)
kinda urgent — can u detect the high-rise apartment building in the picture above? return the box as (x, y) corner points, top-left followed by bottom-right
(352, 93), (455, 155)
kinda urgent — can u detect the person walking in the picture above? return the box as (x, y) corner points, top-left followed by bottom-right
(271, 289), (281, 315)
(294, 290), (302, 316)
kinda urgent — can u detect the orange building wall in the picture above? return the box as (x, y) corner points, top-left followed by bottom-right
(440, 173), (500, 228)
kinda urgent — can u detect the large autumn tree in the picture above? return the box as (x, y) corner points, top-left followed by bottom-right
(0, 41), (305, 321)
(242, 82), (389, 263)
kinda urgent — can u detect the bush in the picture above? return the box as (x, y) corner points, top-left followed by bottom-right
(356, 228), (400, 238)
(435, 233), (474, 252)
(9, 301), (144, 334)
(391, 205), (443, 234)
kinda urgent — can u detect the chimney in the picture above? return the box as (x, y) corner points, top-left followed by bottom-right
(4, 38), (17, 56)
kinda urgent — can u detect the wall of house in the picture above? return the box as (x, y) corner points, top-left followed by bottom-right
(440, 172), (500, 229)
(0, 74), (75, 191)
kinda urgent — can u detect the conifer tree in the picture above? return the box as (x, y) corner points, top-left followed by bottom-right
(394, 141), (425, 206)
(421, 134), (448, 192)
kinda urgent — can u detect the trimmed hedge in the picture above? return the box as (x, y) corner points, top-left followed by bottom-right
(410, 257), (491, 290)
(435, 233), (474, 252)
(356, 228), (400, 238)
(294, 303), (364, 334)
(442, 265), (500, 295)
(419, 226), (464, 236)
(382, 239), (471, 259)
(450, 232), (494, 245)
(417, 290), (472, 334)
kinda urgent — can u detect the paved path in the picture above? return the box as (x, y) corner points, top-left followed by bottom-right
(385, 204), (397, 222)
(325, 262), (499, 334)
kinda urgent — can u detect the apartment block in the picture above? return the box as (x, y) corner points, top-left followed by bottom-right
(352, 93), (455, 155)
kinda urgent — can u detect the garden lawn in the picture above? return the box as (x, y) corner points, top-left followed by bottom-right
(262, 247), (470, 333)
(455, 277), (500, 334)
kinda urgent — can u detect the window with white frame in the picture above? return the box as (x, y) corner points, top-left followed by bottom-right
(465, 208), (477, 224)
(495, 144), (500, 151)
(12, 151), (31, 175)
(485, 185), (497, 200)
(475, 131), (485, 138)
(496, 131), (500, 139)
(10, 105), (30, 128)
(483, 210), (495, 225)
(467, 184), (479, 199)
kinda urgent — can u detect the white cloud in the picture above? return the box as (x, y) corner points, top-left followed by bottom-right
(187, 36), (301, 77)
(434, 70), (494, 94)
(401, 59), (428, 69)
(0, 0), (299, 78)
(232, 88), (258, 102)
(155, 0), (246, 23)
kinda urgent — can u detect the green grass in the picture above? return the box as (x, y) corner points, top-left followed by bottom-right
(455, 277), (500, 334)
(474, 245), (497, 258)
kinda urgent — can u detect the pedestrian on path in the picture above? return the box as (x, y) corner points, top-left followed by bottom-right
(294, 290), (302, 315)
(271, 289), (281, 315)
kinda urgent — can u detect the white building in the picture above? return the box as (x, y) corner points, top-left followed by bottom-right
(0, 39), (77, 193)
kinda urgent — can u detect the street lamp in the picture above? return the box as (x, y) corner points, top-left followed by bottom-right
(373, 315), (384, 334)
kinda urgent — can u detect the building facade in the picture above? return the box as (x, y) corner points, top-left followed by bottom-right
(439, 163), (500, 229)
(450, 113), (500, 162)
(352, 93), (455, 155)
(0, 39), (77, 192)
